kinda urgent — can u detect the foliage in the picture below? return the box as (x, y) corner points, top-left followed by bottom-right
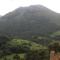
(48, 41), (60, 53)
(25, 49), (49, 60)
(13, 54), (20, 60)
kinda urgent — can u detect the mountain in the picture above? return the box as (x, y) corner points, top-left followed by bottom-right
(0, 5), (60, 39)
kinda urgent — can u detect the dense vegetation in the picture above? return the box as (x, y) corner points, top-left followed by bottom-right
(0, 36), (49, 60)
(0, 35), (59, 60)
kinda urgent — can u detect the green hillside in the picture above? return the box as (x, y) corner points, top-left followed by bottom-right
(8, 39), (47, 50)
(0, 38), (48, 60)
(0, 5), (60, 60)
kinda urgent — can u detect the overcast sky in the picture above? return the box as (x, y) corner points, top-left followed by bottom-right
(0, 0), (60, 15)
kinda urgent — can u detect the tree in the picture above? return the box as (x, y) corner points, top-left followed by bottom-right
(0, 35), (10, 47)
(13, 54), (20, 60)
(3, 56), (7, 60)
(48, 42), (60, 53)
(25, 49), (49, 60)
